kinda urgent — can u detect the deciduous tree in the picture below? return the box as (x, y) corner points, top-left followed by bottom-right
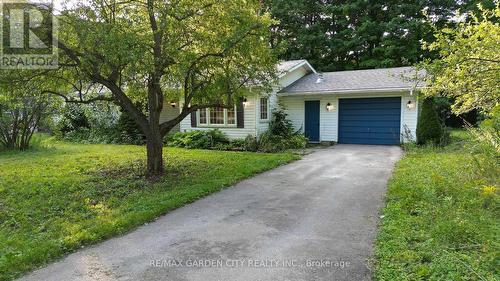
(422, 2), (500, 115)
(3, 0), (277, 176)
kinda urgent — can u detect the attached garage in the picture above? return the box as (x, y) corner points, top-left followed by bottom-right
(278, 66), (423, 144)
(338, 97), (402, 145)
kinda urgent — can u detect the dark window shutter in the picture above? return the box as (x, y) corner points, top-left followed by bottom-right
(237, 98), (245, 128)
(191, 112), (197, 127)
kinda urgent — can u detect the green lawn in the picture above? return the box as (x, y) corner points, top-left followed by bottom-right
(0, 139), (298, 281)
(374, 131), (499, 281)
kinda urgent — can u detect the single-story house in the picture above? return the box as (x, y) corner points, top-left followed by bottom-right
(161, 60), (423, 145)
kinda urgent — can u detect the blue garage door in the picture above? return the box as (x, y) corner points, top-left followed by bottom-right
(339, 97), (401, 145)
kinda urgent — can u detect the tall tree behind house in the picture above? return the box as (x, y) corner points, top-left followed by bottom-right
(265, 0), (492, 71)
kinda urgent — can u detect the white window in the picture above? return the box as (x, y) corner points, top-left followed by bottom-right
(260, 97), (269, 120)
(227, 107), (236, 125)
(199, 108), (208, 125)
(198, 106), (237, 127)
(210, 107), (225, 124)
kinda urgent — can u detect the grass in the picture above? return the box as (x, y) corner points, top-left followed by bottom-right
(0, 138), (298, 281)
(374, 130), (499, 281)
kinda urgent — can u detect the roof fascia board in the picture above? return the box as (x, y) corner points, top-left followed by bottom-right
(278, 60), (317, 79)
(278, 87), (425, 96)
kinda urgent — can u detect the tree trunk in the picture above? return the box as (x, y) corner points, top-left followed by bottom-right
(146, 131), (164, 177)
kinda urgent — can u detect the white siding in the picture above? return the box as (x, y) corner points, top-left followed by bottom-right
(280, 91), (419, 143)
(401, 94), (419, 141)
(280, 67), (309, 88)
(179, 93), (258, 140)
(171, 64), (312, 139)
(257, 66), (311, 134)
(160, 102), (180, 133)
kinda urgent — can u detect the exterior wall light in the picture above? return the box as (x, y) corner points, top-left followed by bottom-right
(406, 100), (416, 109)
(242, 98), (248, 107)
(170, 101), (177, 108)
(326, 102), (333, 111)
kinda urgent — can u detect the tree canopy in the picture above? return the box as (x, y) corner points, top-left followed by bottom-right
(264, 0), (494, 71)
(422, 3), (500, 115)
(1, 0), (277, 175)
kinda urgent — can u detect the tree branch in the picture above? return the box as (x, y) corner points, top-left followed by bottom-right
(41, 90), (114, 104)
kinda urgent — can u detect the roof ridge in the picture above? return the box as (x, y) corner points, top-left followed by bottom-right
(317, 66), (414, 74)
(318, 66), (416, 74)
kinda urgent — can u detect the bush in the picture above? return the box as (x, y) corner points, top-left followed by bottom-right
(168, 129), (230, 149)
(417, 98), (444, 145)
(242, 108), (308, 153)
(114, 109), (145, 145)
(55, 103), (90, 137)
(244, 135), (260, 152)
(466, 116), (500, 184)
(55, 103), (148, 145)
(168, 108), (307, 153)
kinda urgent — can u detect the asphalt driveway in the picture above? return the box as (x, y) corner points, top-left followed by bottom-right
(19, 145), (402, 281)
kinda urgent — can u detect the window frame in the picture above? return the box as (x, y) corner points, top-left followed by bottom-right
(259, 97), (270, 121)
(197, 106), (238, 128)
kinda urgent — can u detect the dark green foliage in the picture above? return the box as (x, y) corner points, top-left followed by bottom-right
(115, 109), (145, 145)
(168, 129), (230, 149)
(434, 97), (479, 128)
(55, 103), (147, 145)
(268, 108), (296, 137)
(168, 109), (308, 152)
(264, 0), (490, 71)
(244, 108), (308, 152)
(56, 104), (90, 135)
(417, 98), (444, 145)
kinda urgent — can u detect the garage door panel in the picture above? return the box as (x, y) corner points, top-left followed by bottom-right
(340, 103), (402, 110)
(340, 109), (401, 116)
(339, 97), (401, 145)
(340, 115), (402, 121)
(340, 121), (401, 127)
(339, 138), (399, 145)
(339, 127), (401, 134)
(340, 132), (401, 139)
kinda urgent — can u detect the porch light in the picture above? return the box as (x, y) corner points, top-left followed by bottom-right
(242, 98), (249, 107)
(326, 103), (333, 111)
(406, 100), (415, 109)
(170, 101), (177, 108)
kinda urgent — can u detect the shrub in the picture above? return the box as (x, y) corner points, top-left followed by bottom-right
(114, 109), (145, 145)
(466, 124), (500, 184)
(55, 103), (148, 145)
(55, 103), (90, 137)
(244, 135), (260, 152)
(241, 108), (308, 153)
(268, 108), (296, 137)
(168, 108), (307, 153)
(417, 98), (444, 145)
(168, 129), (230, 149)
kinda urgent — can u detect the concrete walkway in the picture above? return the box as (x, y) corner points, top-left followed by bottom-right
(19, 145), (402, 281)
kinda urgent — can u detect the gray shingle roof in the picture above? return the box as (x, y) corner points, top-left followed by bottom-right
(279, 66), (424, 94)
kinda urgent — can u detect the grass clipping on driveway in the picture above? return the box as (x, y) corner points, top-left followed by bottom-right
(374, 131), (499, 281)
(0, 141), (298, 280)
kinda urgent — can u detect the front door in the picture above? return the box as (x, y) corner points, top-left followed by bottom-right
(305, 101), (320, 142)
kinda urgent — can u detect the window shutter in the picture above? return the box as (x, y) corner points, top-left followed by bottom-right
(191, 112), (197, 127)
(237, 98), (245, 128)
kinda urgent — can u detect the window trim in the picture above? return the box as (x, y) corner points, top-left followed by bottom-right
(197, 106), (238, 128)
(259, 97), (270, 121)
